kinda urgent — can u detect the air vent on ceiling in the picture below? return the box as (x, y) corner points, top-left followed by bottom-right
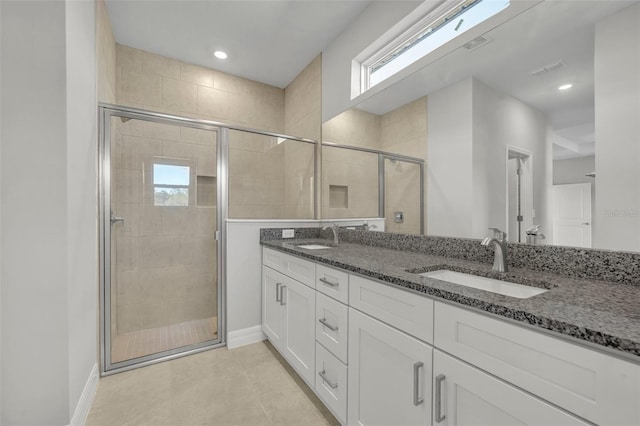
(530, 60), (566, 77)
(464, 35), (493, 51)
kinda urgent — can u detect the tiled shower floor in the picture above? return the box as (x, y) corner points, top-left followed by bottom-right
(111, 317), (218, 363)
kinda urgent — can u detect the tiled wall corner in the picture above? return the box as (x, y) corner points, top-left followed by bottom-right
(115, 44), (285, 133)
(97, 0), (116, 103)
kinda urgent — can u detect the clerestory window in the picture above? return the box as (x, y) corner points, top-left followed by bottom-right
(360, 0), (510, 92)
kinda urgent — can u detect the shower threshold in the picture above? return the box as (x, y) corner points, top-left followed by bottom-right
(111, 316), (218, 363)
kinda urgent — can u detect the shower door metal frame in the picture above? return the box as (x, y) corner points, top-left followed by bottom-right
(99, 103), (318, 375)
(98, 104), (227, 375)
(321, 141), (425, 234)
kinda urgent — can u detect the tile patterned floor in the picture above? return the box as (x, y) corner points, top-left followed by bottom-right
(87, 341), (340, 426)
(112, 317), (218, 363)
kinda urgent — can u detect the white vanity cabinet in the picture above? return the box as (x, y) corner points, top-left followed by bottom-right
(262, 246), (640, 426)
(261, 250), (316, 387)
(348, 307), (432, 426)
(432, 350), (589, 426)
(434, 301), (640, 426)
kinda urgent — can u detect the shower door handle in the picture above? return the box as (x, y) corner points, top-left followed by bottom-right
(110, 215), (125, 225)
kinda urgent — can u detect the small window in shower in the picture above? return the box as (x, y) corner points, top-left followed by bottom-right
(153, 164), (190, 206)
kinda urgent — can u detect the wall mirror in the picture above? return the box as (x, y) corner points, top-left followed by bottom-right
(321, 0), (640, 252)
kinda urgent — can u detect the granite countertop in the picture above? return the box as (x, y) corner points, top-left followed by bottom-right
(261, 238), (640, 361)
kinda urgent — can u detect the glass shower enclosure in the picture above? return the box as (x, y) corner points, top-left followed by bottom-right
(99, 104), (317, 374)
(99, 106), (225, 373)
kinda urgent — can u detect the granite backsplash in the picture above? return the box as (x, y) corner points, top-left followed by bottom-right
(259, 227), (640, 286)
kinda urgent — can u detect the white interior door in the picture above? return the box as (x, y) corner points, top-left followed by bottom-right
(552, 183), (592, 248)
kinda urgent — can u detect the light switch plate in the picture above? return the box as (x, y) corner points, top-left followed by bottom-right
(282, 229), (295, 238)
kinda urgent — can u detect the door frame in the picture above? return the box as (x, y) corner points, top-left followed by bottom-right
(505, 146), (534, 243)
(98, 104), (227, 375)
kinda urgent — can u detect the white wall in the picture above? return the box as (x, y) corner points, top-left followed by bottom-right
(321, 1), (421, 122)
(472, 79), (549, 240)
(427, 78), (474, 238)
(594, 3), (640, 251)
(0, 1), (3, 420)
(66, 0), (98, 420)
(427, 78), (549, 240)
(553, 156), (595, 185)
(1, 1), (98, 424)
(1, 2), (70, 423)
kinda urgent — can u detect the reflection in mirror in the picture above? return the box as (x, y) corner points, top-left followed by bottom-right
(322, 146), (379, 219)
(323, 0), (640, 252)
(322, 98), (427, 234)
(384, 158), (422, 234)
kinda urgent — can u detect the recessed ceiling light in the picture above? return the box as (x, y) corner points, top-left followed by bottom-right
(214, 51), (228, 60)
(558, 83), (573, 91)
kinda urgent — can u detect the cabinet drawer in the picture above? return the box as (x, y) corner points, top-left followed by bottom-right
(349, 274), (433, 344)
(316, 293), (348, 363)
(434, 302), (640, 426)
(434, 349), (589, 426)
(263, 247), (315, 288)
(315, 343), (347, 425)
(316, 264), (349, 304)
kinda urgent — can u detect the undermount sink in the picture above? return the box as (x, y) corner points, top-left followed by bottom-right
(419, 269), (548, 299)
(297, 244), (332, 250)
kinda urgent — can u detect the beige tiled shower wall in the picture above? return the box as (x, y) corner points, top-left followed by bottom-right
(116, 44), (285, 133)
(322, 108), (382, 148)
(97, 0), (116, 104)
(321, 108), (381, 219)
(320, 97), (427, 232)
(284, 54), (321, 141)
(112, 118), (218, 334)
(228, 131), (285, 219)
(384, 161), (422, 234)
(322, 146), (379, 219)
(284, 54), (321, 218)
(381, 98), (427, 234)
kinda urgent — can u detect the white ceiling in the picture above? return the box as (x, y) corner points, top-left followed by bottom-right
(105, 0), (371, 88)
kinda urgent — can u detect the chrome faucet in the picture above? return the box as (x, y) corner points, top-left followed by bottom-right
(481, 228), (508, 272)
(363, 220), (378, 231)
(322, 223), (340, 245)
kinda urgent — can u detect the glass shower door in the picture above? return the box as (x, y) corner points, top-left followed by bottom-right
(105, 113), (221, 370)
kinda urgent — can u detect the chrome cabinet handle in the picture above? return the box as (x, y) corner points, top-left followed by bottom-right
(275, 283), (282, 302)
(435, 374), (446, 422)
(319, 318), (339, 331)
(582, 222), (590, 225)
(413, 362), (424, 406)
(279, 285), (286, 305)
(318, 370), (338, 389)
(319, 277), (339, 288)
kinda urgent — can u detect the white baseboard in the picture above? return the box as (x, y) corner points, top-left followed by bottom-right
(69, 363), (99, 426)
(227, 325), (266, 349)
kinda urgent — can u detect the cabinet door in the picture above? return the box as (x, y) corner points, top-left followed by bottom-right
(348, 308), (432, 426)
(283, 277), (316, 387)
(433, 350), (590, 426)
(434, 302), (640, 425)
(262, 266), (285, 350)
